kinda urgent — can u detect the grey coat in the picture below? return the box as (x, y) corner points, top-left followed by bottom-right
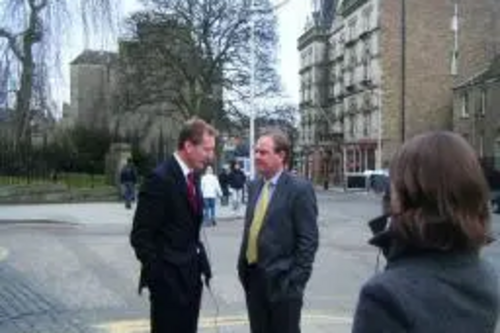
(352, 216), (499, 333)
(237, 172), (319, 302)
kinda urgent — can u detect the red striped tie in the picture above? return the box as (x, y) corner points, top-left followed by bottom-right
(187, 172), (198, 213)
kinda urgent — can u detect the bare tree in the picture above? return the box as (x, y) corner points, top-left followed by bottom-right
(117, 0), (281, 130)
(0, 0), (118, 144)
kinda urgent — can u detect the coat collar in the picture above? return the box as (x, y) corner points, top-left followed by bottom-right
(366, 215), (484, 263)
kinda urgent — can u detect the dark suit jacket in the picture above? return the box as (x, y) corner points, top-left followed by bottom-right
(237, 171), (319, 301)
(130, 156), (211, 295)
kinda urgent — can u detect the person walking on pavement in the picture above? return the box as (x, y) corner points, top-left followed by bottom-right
(120, 158), (138, 209)
(218, 166), (230, 206)
(237, 130), (319, 333)
(130, 118), (217, 333)
(201, 165), (222, 227)
(229, 161), (246, 211)
(353, 131), (499, 333)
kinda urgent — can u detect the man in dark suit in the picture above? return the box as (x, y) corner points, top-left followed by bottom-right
(130, 118), (217, 333)
(237, 130), (319, 333)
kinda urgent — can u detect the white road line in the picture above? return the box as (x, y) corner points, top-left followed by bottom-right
(0, 247), (8, 262)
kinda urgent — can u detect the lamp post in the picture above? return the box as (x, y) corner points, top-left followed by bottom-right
(401, 0), (407, 143)
(249, 0), (256, 180)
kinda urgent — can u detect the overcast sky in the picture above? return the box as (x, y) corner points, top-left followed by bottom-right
(58, 0), (311, 110)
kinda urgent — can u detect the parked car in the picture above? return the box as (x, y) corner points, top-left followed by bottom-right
(363, 169), (390, 193)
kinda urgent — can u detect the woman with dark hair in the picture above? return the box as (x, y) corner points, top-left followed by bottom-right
(352, 131), (499, 333)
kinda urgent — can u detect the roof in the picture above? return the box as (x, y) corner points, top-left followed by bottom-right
(454, 55), (500, 89)
(70, 50), (118, 66)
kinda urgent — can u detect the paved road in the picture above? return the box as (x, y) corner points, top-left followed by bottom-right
(0, 191), (498, 332)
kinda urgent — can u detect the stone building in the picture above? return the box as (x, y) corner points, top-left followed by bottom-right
(297, 0), (338, 182)
(298, 0), (500, 185)
(70, 50), (118, 130)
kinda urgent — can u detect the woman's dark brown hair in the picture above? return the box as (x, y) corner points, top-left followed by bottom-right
(390, 131), (491, 251)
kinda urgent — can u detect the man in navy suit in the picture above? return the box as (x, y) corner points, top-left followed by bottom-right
(130, 118), (217, 333)
(238, 130), (319, 333)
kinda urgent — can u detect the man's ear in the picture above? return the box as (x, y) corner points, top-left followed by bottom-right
(278, 151), (286, 163)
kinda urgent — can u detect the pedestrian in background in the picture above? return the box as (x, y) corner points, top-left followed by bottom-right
(120, 158), (138, 209)
(218, 166), (230, 206)
(353, 131), (499, 333)
(229, 161), (246, 211)
(238, 130), (319, 333)
(201, 165), (222, 226)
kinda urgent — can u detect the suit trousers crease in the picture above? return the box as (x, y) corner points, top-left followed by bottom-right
(244, 266), (303, 333)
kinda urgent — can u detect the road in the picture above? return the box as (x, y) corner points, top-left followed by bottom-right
(0, 191), (498, 332)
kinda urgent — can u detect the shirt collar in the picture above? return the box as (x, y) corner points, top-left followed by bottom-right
(265, 169), (283, 187)
(174, 152), (191, 179)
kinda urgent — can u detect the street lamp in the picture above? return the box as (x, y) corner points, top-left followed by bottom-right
(401, 0), (407, 143)
(248, 0), (292, 180)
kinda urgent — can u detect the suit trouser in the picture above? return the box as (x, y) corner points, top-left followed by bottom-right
(244, 265), (303, 333)
(148, 263), (202, 333)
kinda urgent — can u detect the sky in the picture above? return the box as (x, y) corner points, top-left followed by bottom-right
(58, 0), (312, 111)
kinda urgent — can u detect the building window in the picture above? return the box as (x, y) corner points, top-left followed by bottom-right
(363, 39), (371, 62)
(363, 113), (370, 137)
(351, 48), (357, 68)
(331, 42), (336, 60)
(349, 115), (355, 138)
(461, 92), (469, 118)
(348, 18), (357, 40)
(481, 89), (487, 116)
(362, 6), (373, 32)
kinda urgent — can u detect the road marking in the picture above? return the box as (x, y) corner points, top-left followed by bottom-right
(0, 247), (8, 262)
(95, 312), (353, 332)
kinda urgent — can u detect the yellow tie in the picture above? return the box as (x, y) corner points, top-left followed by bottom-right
(246, 181), (271, 264)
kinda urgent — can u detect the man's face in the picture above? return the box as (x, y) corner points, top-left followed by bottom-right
(185, 133), (216, 171)
(255, 136), (284, 178)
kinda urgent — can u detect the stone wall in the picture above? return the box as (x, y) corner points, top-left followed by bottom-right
(0, 184), (119, 204)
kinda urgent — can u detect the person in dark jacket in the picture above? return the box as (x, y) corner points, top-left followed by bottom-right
(353, 131), (499, 333)
(130, 119), (217, 333)
(228, 161), (247, 210)
(218, 167), (230, 206)
(120, 158), (138, 209)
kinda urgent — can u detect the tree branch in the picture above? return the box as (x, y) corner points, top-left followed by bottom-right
(0, 28), (23, 61)
(34, 0), (49, 12)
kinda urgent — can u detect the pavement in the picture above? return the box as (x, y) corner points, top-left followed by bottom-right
(0, 201), (246, 225)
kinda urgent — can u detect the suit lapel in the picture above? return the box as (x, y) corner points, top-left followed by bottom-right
(170, 156), (188, 195)
(262, 172), (289, 225)
(246, 179), (264, 228)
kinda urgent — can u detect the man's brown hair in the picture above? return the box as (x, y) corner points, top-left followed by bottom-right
(177, 118), (218, 150)
(389, 131), (491, 251)
(262, 129), (291, 164)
